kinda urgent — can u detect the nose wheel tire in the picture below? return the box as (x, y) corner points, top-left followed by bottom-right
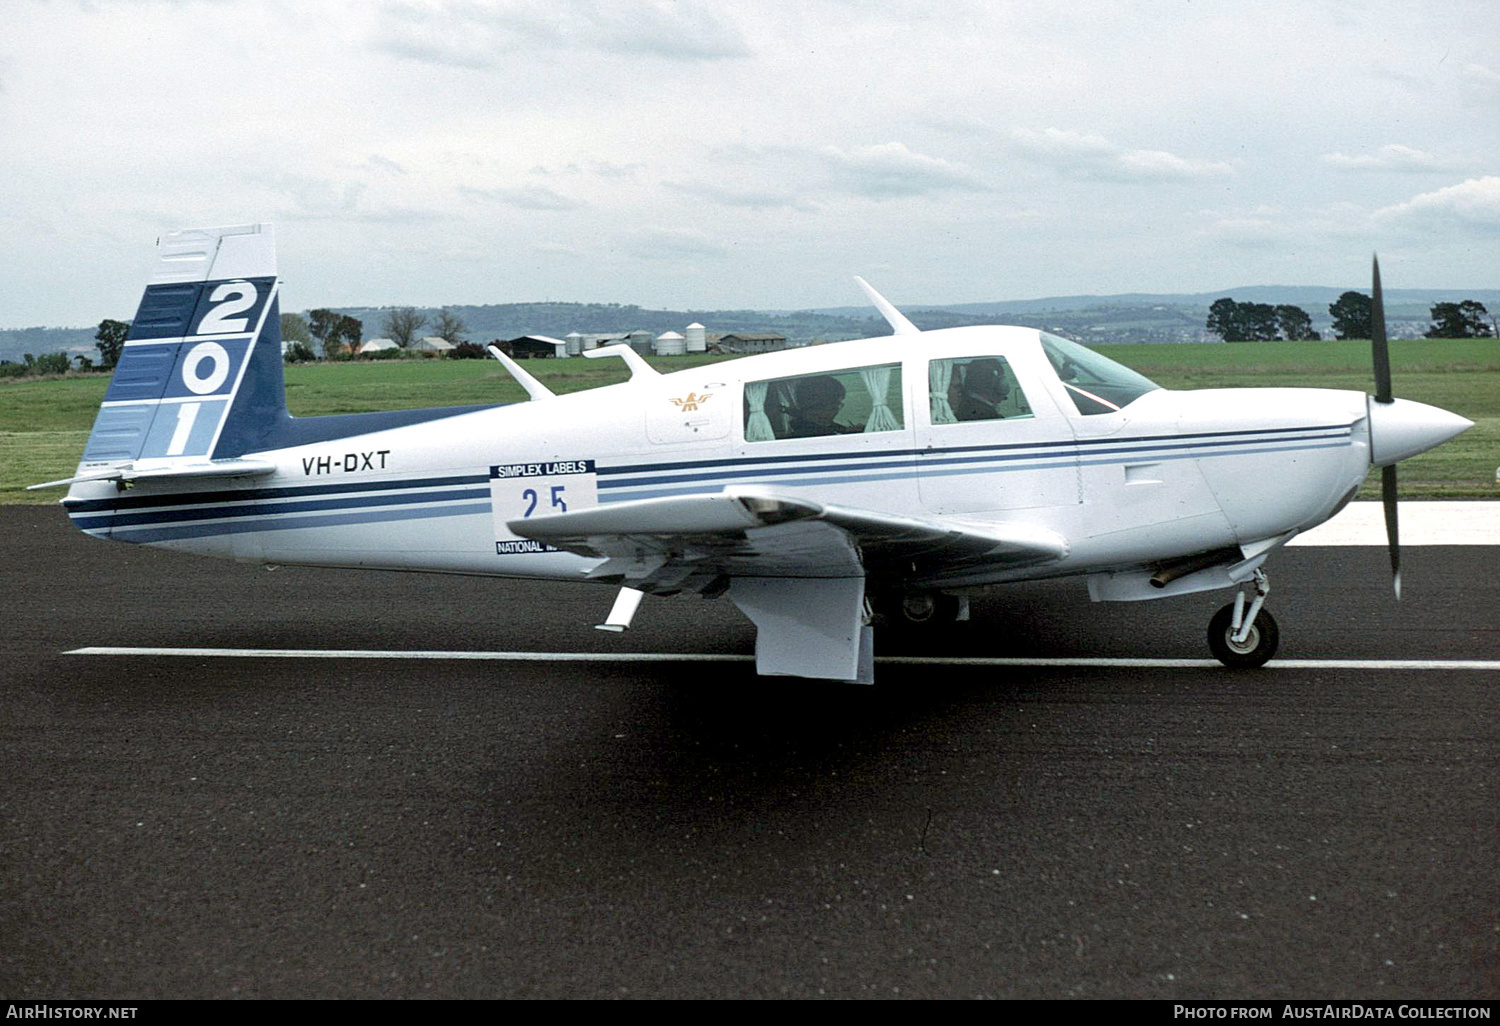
(1208, 603), (1279, 669)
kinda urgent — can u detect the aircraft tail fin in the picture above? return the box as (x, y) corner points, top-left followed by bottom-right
(72, 224), (288, 479)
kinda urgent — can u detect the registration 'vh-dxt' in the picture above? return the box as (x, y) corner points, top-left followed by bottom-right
(35, 225), (1472, 683)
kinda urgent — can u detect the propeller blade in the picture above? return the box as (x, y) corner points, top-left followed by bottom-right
(1371, 254), (1392, 404)
(1372, 255), (1399, 599)
(1382, 463), (1401, 600)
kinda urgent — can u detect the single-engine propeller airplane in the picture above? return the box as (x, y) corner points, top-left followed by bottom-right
(35, 224), (1473, 682)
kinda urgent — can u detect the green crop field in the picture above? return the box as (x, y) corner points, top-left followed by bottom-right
(2, 340), (1495, 504)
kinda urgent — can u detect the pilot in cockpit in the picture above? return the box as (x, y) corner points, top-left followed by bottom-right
(784, 375), (858, 438)
(953, 358), (1011, 422)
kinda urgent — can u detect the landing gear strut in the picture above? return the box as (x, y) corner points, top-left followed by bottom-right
(1208, 569), (1279, 668)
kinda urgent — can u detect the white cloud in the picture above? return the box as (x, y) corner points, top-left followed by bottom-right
(1195, 199), (1379, 249)
(1009, 128), (1232, 182)
(366, 154), (409, 176)
(816, 143), (990, 200)
(626, 227), (729, 259)
(371, 0), (749, 67)
(459, 184), (585, 210)
(664, 180), (818, 212)
(1374, 177), (1500, 229)
(1322, 144), (1463, 173)
(1199, 217), (1290, 248)
(1463, 62), (1500, 88)
(260, 174), (368, 218)
(693, 141), (988, 205)
(1116, 149), (1235, 180)
(1009, 127), (1115, 161)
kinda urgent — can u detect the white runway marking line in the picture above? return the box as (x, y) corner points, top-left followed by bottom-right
(1287, 501), (1500, 546)
(65, 647), (1500, 671)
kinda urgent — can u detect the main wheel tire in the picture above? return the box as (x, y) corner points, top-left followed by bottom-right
(1208, 603), (1279, 669)
(900, 593), (937, 623)
(900, 593), (960, 624)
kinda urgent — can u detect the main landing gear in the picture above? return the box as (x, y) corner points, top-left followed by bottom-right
(874, 591), (969, 626)
(899, 592), (966, 624)
(1208, 569), (1279, 668)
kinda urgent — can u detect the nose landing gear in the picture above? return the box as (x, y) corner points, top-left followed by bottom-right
(1208, 569), (1279, 668)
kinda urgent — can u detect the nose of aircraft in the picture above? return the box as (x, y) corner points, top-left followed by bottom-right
(1367, 397), (1473, 467)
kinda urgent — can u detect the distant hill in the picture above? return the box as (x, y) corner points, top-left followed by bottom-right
(6, 287), (1496, 363)
(818, 287), (1500, 344)
(0, 326), (99, 367)
(811, 287), (1500, 318)
(329, 301), (890, 347)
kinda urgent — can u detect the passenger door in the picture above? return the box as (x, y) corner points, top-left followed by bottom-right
(914, 353), (1080, 514)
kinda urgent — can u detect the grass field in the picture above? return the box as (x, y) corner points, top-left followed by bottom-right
(2, 340), (1495, 504)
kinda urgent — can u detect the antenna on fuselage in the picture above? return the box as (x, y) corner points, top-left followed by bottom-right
(854, 276), (921, 336)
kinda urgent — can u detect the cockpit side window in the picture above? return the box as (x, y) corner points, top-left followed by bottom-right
(928, 356), (1033, 425)
(744, 363), (903, 442)
(1040, 333), (1162, 416)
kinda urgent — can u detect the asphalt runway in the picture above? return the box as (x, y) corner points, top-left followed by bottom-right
(1, 505), (1494, 999)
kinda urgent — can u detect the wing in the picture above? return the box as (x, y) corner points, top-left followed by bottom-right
(507, 486), (1068, 596)
(510, 486), (1067, 684)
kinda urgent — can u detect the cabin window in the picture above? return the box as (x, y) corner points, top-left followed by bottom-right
(744, 363), (903, 442)
(928, 356), (1033, 425)
(1039, 332), (1161, 415)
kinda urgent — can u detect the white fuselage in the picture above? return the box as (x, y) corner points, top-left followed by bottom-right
(65, 327), (1377, 597)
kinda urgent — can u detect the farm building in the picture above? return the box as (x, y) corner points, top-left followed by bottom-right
(716, 331), (789, 353)
(500, 335), (568, 359)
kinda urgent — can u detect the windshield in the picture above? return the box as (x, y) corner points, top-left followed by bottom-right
(1039, 333), (1161, 415)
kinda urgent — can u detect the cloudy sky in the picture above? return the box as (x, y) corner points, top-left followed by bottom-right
(2, 0), (1497, 327)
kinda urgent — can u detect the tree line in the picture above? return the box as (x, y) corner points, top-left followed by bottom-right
(79, 305), (479, 370)
(1206, 294), (1495, 342)
(281, 306), (474, 360)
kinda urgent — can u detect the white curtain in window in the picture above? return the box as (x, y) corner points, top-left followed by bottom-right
(929, 360), (956, 424)
(859, 365), (901, 433)
(745, 380), (776, 442)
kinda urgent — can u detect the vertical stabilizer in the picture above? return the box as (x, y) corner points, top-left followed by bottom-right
(75, 224), (286, 475)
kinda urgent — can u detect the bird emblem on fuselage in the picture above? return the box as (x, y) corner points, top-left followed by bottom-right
(669, 392), (713, 412)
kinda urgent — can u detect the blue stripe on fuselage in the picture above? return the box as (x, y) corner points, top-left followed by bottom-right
(69, 484), (490, 532)
(66, 423), (1354, 543)
(96, 501), (494, 544)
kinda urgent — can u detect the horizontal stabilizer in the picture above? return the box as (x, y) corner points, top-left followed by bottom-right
(31, 458), (276, 491)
